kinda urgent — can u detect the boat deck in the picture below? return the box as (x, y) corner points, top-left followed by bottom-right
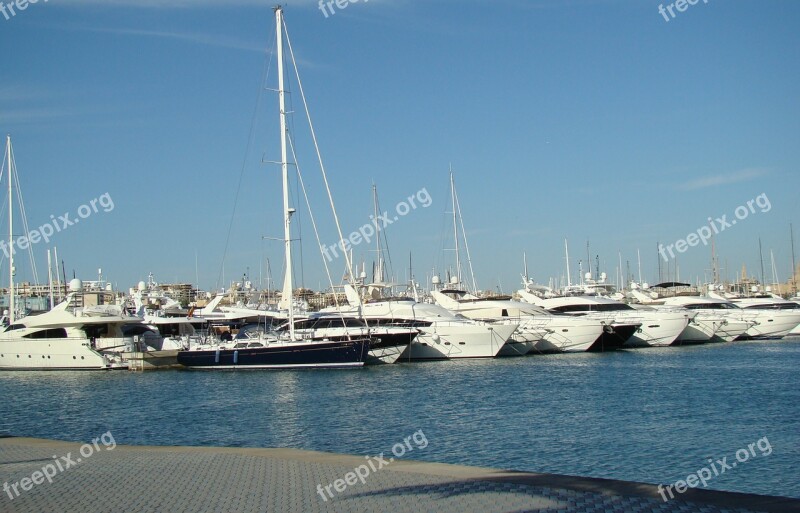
(1, 436), (796, 512)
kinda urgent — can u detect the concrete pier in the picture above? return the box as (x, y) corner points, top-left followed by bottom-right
(1, 436), (796, 512)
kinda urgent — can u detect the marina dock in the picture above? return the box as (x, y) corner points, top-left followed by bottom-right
(1, 436), (796, 512)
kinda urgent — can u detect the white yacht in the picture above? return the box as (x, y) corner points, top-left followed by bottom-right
(321, 285), (518, 360)
(0, 285), (140, 370)
(431, 287), (606, 353)
(519, 292), (690, 348)
(715, 294), (800, 339)
(624, 283), (728, 344)
(661, 296), (757, 342)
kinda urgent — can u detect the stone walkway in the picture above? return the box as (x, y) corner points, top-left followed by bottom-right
(1, 437), (796, 512)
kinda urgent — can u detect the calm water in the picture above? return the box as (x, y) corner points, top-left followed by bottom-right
(1, 339), (798, 498)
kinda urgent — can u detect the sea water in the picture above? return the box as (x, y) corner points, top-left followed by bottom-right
(1, 338), (797, 498)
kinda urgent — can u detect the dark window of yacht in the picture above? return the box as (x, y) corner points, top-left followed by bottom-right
(501, 309), (508, 317)
(4, 324), (26, 332)
(24, 328), (68, 339)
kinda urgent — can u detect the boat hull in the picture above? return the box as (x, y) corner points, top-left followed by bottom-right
(532, 318), (605, 353)
(588, 323), (639, 352)
(625, 312), (690, 348)
(177, 339), (370, 369)
(713, 319), (754, 342)
(366, 331), (416, 364)
(403, 323), (515, 360)
(674, 317), (719, 344)
(0, 338), (124, 370)
(739, 311), (800, 339)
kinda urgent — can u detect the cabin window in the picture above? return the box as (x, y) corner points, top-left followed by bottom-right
(5, 324), (25, 332)
(83, 325), (109, 339)
(24, 328), (68, 339)
(501, 309), (508, 317)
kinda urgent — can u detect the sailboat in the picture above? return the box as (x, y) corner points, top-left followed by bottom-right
(177, 6), (371, 369)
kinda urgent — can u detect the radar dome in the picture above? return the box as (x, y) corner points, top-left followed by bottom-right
(69, 279), (83, 292)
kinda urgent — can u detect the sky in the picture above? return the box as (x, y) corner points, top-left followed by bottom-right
(0, 0), (798, 294)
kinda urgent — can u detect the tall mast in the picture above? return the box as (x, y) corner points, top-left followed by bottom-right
(564, 239), (571, 287)
(791, 223), (797, 295)
(54, 246), (61, 303)
(275, 6), (295, 338)
(47, 249), (54, 310)
(637, 248), (642, 285)
(450, 168), (460, 285)
(372, 183), (383, 283)
(585, 240), (590, 281)
(657, 242), (662, 283)
(523, 252), (529, 283)
(758, 237), (765, 292)
(710, 233), (718, 284)
(6, 136), (15, 323)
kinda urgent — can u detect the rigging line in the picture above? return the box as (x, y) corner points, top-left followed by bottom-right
(12, 160), (40, 286)
(454, 184), (478, 293)
(284, 72), (306, 292)
(214, 27), (276, 291)
(287, 135), (351, 321)
(373, 190), (394, 283)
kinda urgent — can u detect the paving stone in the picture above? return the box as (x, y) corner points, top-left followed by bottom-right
(0, 438), (795, 513)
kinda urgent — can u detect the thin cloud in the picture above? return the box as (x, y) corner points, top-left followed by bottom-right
(679, 168), (769, 190)
(85, 26), (269, 53)
(0, 108), (71, 123)
(52, 0), (266, 6)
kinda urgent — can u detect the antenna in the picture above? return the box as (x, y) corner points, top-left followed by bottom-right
(758, 237), (765, 291)
(564, 239), (571, 287)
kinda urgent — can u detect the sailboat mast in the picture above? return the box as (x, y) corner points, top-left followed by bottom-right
(791, 223), (797, 295)
(564, 239), (571, 287)
(47, 249), (54, 310)
(758, 237), (765, 291)
(6, 136), (15, 323)
(637, 249), (642, 285)
(372, 183), (383, 283)
(523, 252), (529, 283)
(449, 169), (460, 285)
(275, 6), (295, 338)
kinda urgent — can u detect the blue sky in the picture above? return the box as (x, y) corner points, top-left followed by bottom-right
(1, 0), (798, 293)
